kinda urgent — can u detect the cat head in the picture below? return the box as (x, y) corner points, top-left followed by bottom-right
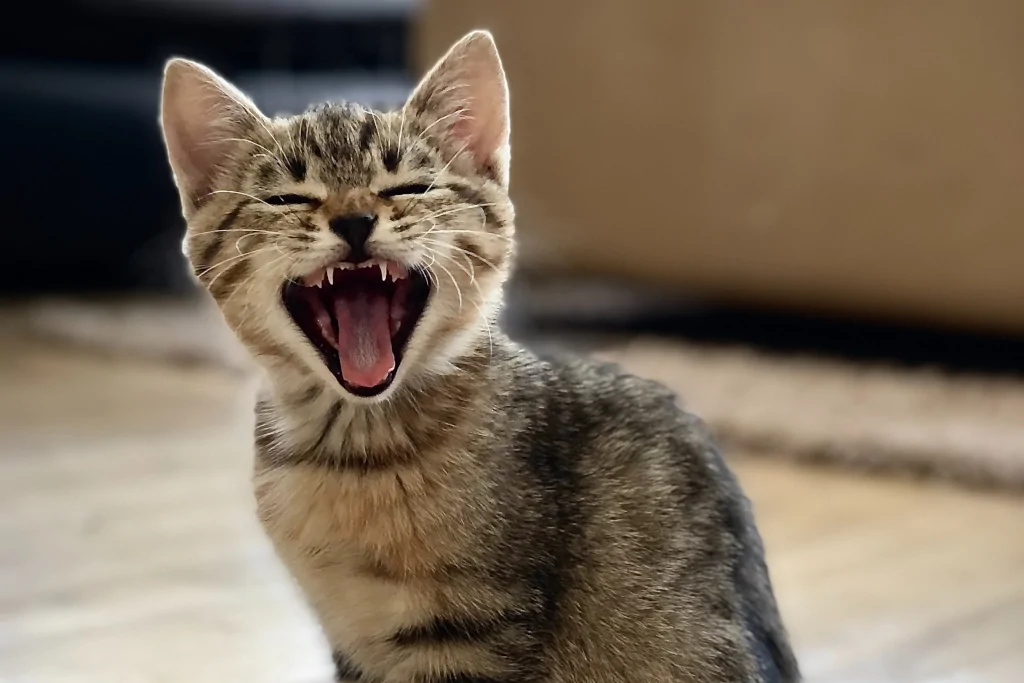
(160, 31), (514, 402)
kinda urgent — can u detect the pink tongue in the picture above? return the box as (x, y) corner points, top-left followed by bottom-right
(333, 286), (395, 388)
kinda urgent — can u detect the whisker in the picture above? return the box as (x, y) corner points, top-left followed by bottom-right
(252, 153), (280, 164)
(213, 137), (284, 164)
(203, 189), (272, 206)
(475, 298), (494, 361)
(226, 246), (292, 303)
(228, 250), (294, 312)
(431, 258), (463, 311)
(423, 247), (495, 360)
(198, 248), (255, 277)
(436, 246), (475, 281)
(204, 188), (308, 224)
(454, 255), (495, 362)
(233, 270), (288, 323)
(397, 104), (407, 161)
(418, 253), (442, 291)
(432, 82), (471, 100)
(234, 233), (256, 255)
(198, 245), (280, 280)
(246, 111), (289, 163)
(367, 109), (385, 145)
(203, 228), (294, 238)
(203, 247), (280, 291)
(421, 144), (466, 195)
(420, 236), (499, 272)
(414, 106), (469, 144)
(420, 228), (513, 242)
(407, 143), (469, 212)
(415, 201), (501, 225)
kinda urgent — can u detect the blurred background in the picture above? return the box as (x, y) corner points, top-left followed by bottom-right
(1, 1), (1023, 682)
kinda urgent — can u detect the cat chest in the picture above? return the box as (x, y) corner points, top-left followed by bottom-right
(253, 461), (467, 578)
(252, 463), (503, 677)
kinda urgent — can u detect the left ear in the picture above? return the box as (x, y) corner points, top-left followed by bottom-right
(160, 58), (267, 216)
(406, 30), (511, 187)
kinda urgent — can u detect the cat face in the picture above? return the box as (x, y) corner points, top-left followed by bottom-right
(160, 31), (514, 401)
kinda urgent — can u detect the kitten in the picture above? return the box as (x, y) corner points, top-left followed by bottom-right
(159, 30), (799, 683)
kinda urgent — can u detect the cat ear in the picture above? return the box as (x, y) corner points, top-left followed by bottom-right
(406, 30), (511, 187)
(160, 58), (266, 215)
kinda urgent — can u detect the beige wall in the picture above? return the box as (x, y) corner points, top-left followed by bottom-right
(418, 1), (1024, 334)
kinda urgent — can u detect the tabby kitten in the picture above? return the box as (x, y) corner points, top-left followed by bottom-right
(159, 30), (799, 683)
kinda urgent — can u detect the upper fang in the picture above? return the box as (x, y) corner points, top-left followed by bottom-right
(302, 261), (408, 286)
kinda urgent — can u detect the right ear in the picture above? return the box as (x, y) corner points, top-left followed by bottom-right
(160, 58), (266, 216)
(405, 31), (511, 187)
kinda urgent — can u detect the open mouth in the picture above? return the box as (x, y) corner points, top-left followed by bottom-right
(282, 260), (431, 397)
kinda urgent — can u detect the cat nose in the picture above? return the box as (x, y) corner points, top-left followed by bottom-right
(329, 213), (377, 261)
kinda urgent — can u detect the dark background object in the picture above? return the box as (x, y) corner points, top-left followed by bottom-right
(0, 0), (415, 295)
(4, 0), (1021, 376)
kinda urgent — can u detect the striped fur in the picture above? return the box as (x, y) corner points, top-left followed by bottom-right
(161, 31), (799, 683)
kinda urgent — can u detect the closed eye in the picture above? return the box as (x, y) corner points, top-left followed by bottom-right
(378, 183), (435, 198)
(265, 194), (321, 206)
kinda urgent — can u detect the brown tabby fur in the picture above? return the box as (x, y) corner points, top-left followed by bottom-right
(161, 30), (799, 683)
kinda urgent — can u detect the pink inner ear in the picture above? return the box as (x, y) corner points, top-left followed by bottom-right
(450, 89), (507, 172)
(168, 110), (226, 198)
(162, 60), (263, 208)
(407, 33), (510, 182)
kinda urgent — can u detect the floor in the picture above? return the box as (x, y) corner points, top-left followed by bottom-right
(1, 337), (1022, 683)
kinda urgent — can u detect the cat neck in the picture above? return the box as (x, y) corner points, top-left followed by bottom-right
(254, 340), (499, 469)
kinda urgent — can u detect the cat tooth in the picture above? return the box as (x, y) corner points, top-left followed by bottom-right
(379, 262), (388, 281)
(392, 263), (407, 280)
(326, 267), (335, 285)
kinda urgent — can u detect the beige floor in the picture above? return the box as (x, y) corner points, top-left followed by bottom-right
(1, 337), (1022, 683)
